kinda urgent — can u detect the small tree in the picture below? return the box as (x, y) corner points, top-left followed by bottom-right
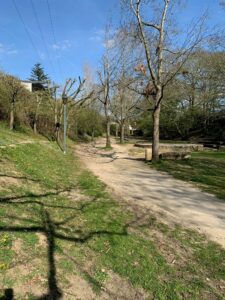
(1, 75), (25, 130)
(30, 63), (49, 82)
(32, 90), (50, 134)
(53, 77), (94, 145)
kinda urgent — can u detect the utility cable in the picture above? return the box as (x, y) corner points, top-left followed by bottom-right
(12, 0), (43, 62)
(46, 0), (64, 80)
(30, 0), (57, 80)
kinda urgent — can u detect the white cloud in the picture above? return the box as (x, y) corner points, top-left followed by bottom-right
(103, 38), (115, 49)
(0, 43), (18, 55)
(7, 49), (18, 55)
(89, 29), (105, 42)
(89, 28), (118, 49)
(52, 40), (72, 51)
(38, 51), (46, 60)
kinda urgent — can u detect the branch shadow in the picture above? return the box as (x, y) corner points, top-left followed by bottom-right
(0, 174), (41, 183)
(0, 289), (14, 300)
(0, 189), (137, 299)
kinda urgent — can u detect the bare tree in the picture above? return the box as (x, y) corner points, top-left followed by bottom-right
(61, 77), (94, 135)
(97, 53), (112, 148)
(31, 90), (51, 134)
(47, 78), (93, 143)
(128, 0), (205, 160)
(112, 71), (140, 143)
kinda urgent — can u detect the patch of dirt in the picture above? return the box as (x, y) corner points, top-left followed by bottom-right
(14, 279), (46, 299)
(0, 176), (20, 187)
(101, 270), (149, 300)
(59, 245), (150, 299)
(36, 232), (48, 248)
(12, 238), (23, 253)
(62, 188), (91, 203)
(63, 269), (149, 300)
(75, 138), (225, 248)
(3, 258), (48, 298)
(64, 274), (96, 299)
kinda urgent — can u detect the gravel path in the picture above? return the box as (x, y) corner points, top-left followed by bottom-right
(76, 138), (225, 247)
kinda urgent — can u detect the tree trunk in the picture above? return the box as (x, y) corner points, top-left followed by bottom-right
(120, 123), (125, 144)
(106, 120), (111, 148)
(54, 104), (59, 141)
(34, 98), (41, 134)
(105, 101), (111, 148)
(152, 104), (161, 161)
(115, 124), (119, 138)
(34, 119), (37, 134)
(9, 100), (15, 131)
(92, 129), (95, 141)
(74, 120), (78, 139)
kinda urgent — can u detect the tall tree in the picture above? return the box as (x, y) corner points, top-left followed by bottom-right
(111, 29), (141, 143)
(30, 63), (49, 82)
(96, 25), (117, 148)
(127, 0), (205, 160)
(97, 53), (112, 148)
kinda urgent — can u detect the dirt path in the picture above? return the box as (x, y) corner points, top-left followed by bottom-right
(75, 138), (225, 247)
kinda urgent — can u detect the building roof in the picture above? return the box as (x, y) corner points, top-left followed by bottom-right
(21, 80), (47, 84)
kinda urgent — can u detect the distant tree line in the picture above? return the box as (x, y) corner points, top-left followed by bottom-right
(138, 51), (225, 142)
(0, 63), (104, 143)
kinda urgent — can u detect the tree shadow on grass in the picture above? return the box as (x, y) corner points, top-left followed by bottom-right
(0, 189), (133, 299)
(0, 174), (42, 183)
(0, 289), (14, 300)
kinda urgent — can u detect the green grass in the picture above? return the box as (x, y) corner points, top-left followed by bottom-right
(151, 150), (225, 200)
(0, 122), (44, 146)
(1, 143), (78, 189)
(0, 127), (224, 299)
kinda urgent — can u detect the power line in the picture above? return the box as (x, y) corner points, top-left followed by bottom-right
(12, 0), (43, 62)
(46, 0), (64, 80)
(30, 0), (57, 79)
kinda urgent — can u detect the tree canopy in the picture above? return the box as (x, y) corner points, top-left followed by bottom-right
(29, 63), (49, 82)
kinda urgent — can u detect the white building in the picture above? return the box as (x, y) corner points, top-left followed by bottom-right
(20, 80), (46, 92)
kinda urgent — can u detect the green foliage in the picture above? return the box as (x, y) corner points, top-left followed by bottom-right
(1, 143), (78, 189)
(137, 51), (225, 142)
(138, 113), (153, 137)
(29, 62), (49, 82)
(72, 107), (104, 139)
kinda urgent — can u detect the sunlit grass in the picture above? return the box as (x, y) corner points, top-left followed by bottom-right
(151, 150), (225, 200)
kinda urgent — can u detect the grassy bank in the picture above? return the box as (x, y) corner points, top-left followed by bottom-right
(0, 122), (45, 146)
(151, 151), (225, 200)
(0, 127), (225, 299)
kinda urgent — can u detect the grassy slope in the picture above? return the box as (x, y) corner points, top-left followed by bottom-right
(151, 151), (225, 200)
(0, 122), (45, 146)
(0, 126), (225, 299)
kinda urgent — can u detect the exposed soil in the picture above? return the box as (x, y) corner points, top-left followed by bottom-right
(75, 138), (225, 248)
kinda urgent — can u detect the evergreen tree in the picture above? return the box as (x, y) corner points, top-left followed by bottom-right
(29, 63), (49, 82)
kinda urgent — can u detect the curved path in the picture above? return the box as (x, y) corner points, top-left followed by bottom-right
(76, 138), (225, 247)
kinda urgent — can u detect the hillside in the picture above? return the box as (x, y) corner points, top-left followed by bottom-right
(0, 124), (225, 299)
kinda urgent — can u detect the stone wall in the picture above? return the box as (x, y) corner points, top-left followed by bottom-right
(134, 143), (204, 161)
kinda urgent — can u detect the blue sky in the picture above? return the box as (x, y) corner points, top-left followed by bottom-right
(0, 0), (224, 85)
